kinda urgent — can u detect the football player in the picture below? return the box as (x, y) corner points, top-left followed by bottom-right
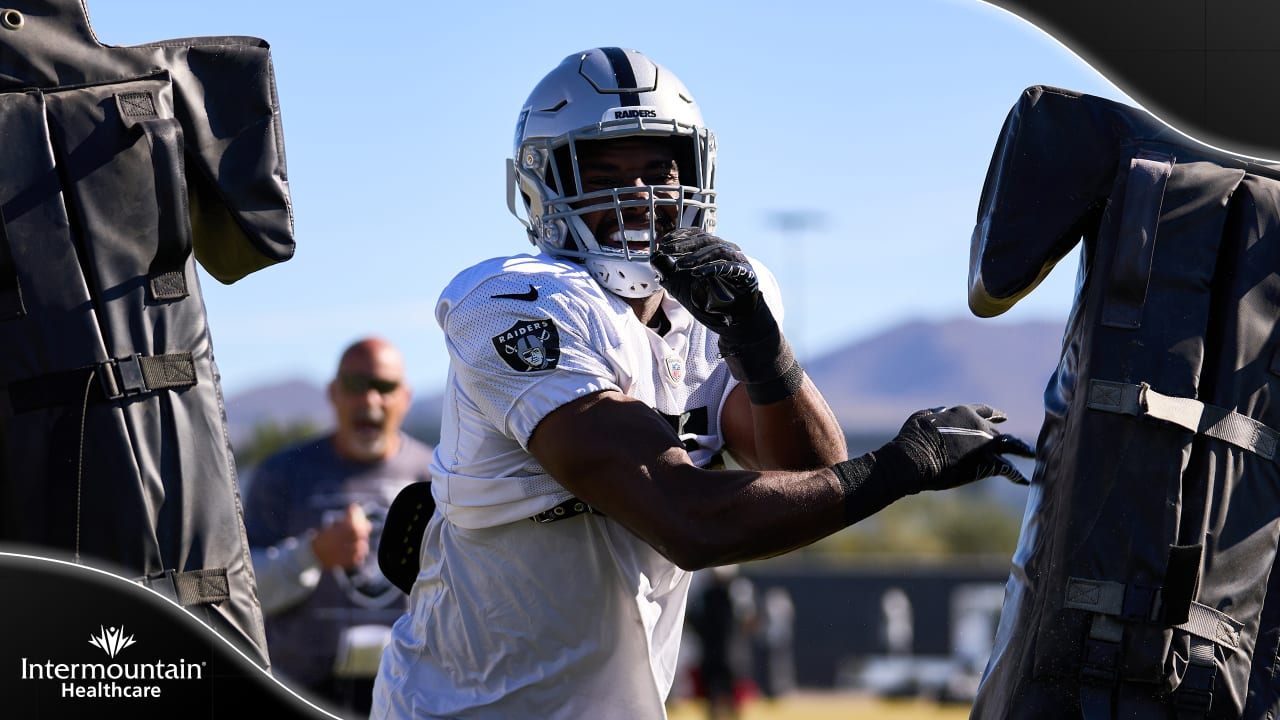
(371, 47), (1033, 719)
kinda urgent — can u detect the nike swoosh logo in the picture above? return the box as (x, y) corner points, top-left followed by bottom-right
(490, 284), (539, 301)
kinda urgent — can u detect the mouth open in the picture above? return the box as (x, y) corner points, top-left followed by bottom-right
(352, 415), (386, 436)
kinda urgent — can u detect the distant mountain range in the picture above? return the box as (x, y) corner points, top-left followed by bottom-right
(224, 378), (333, 447)
(806, 316), (1065, 440)
(223, 315), (1067, 451)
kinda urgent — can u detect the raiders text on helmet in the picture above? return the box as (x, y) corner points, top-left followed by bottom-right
(506, 47), (717, 299)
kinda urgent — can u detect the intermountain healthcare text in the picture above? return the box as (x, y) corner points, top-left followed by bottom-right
(21, 658), (204, 698)
(61, 681), (162, 698)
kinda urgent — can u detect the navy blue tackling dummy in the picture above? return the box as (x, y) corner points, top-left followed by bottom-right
(0, 1), (293, 667)
(970, 86), (1280, 720)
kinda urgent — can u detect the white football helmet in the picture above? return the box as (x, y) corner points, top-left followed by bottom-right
(507, 47), (717, 298)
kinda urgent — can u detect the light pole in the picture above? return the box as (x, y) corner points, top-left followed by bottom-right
(766, 210), (825, 361)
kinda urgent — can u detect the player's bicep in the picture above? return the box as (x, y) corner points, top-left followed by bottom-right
(719, 383), (760, 469)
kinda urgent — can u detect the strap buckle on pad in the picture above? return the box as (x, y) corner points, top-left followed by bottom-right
(99, 354), (146, 400)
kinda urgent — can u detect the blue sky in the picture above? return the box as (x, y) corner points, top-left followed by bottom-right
(86, 0), (1132, 398)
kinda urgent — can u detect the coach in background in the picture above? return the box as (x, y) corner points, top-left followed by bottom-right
(371, 47), (1035, 719)
(245, 337), (433, 716)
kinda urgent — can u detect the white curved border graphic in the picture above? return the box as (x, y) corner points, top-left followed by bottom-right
(0, 550), (343, 720)
(974, 0), (1280, 164)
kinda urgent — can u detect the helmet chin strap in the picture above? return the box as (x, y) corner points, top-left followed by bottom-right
(584, 256), (663, 299)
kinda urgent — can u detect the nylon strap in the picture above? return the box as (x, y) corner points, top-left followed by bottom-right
(1087, 379), (1279, 460)
(1065, 577), (1126, 615)
(172, 568), (230, 606)
(1066, 578), (1243, 720)
(135, 352), (198, 390)
(138, 568), (230, 607)
(7, 352), (197, 414)
(114, 90), (190, 301)
(1079, 613), (1124, 720)
(1102, 150), (1173, 329)
(1174, 605), (1240, 717)
(1064, 581), (1243, 648)
(1174, 635), (1218, 719)
(1176, 602), (1243, 653)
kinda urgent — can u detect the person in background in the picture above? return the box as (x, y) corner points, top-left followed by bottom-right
(244, 337), (433, 717)
(689, 565), (760, 720)
(754, 586), (797, 702)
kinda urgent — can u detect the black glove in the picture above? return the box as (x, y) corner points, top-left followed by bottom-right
(831, 404), (1036, 525)
(649, 228), (762, 341)
(651, 229), (804, 404)
(886, 404), (1035, 491)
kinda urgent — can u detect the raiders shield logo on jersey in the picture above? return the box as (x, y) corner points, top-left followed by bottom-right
(492, 319), (561, 372)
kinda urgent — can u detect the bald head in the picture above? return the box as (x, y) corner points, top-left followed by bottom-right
(338, 338), (404, 377)
(328, 337), (412, 462)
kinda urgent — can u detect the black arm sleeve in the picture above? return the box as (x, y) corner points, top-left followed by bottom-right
(830, 443), (924, 526)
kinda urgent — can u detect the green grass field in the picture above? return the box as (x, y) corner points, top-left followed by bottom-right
(667, 692), (971, 720)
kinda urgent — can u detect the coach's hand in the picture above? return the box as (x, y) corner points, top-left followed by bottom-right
(887, 404), (1035, 491)
(650, 228), (763, 342)
(311, 503), (372, 570)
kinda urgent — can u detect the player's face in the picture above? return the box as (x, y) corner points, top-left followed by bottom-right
(329, 344), (411, 462)
(574, 138), (681, 251)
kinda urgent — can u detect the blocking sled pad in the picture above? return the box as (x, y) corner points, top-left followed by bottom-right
(969, 86), (1280, 719)
(0, 1), (295, 666)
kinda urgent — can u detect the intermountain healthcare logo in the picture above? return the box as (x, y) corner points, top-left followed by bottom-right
(88, 626), (136, 658)
(19, 624), (205, 699)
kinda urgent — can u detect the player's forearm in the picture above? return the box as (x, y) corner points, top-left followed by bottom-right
(649, 462), (849, 570)
(747, 377), (847, 470)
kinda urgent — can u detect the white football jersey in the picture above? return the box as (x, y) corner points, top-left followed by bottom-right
(373, 252), (784, 720)
(427, 252), (782, 529)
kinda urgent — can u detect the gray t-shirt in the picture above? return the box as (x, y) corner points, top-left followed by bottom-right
(244, 433), (433, 690)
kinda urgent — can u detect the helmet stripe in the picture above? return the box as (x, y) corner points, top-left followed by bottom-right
(600, 46), (641, 107)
